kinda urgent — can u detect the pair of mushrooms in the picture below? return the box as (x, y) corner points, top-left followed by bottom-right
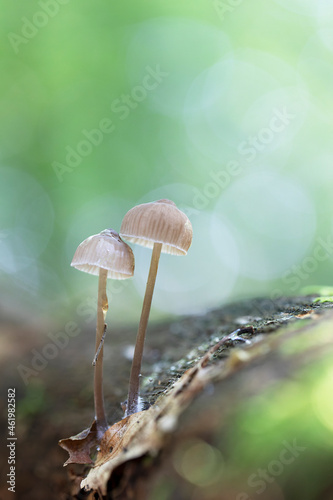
(71, 199), (192, 438)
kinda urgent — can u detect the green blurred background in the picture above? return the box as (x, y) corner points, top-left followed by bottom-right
(1, 0), (333, 327)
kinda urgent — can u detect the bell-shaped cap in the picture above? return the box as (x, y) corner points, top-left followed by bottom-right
(71, 229), (135, 279)
(120, 199), (193, 256)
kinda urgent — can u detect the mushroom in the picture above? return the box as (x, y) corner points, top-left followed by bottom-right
(120, 199), (193, 416)
(71, 229), (135, 438)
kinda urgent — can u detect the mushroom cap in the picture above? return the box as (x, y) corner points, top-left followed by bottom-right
(71, 229), (135, 279)
(120, 199), (193, 255)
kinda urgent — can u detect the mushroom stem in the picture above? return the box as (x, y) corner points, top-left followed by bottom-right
(126, 242), (162, 416)
(94, 267), (109, 438)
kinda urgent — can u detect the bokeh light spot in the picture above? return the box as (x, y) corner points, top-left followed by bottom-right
(312, 368), (333, 433)
(213, 171), (316, 280)
(0, 167), (54, 274)
(173, 439), (223, 487)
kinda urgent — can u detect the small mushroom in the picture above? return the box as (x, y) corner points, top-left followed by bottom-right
(120, 199), (192, 416)
(71, 229), (134, 438)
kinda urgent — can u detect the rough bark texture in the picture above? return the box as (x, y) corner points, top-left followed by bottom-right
(1, 294), (333, 499)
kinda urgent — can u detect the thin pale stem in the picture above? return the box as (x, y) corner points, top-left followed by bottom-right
(126, 242), (162, 416)
(94, 267), (108, 438)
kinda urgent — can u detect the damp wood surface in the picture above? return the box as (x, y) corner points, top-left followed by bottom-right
(1, 294), (333, 500)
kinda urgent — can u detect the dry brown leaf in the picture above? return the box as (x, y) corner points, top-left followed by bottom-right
(82, 410), (158, 493)
(59, 420), (97, 466)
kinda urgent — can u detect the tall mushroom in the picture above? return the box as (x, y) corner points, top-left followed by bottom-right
(120, 199), (193, 416)
(71, 229), (135, 438)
